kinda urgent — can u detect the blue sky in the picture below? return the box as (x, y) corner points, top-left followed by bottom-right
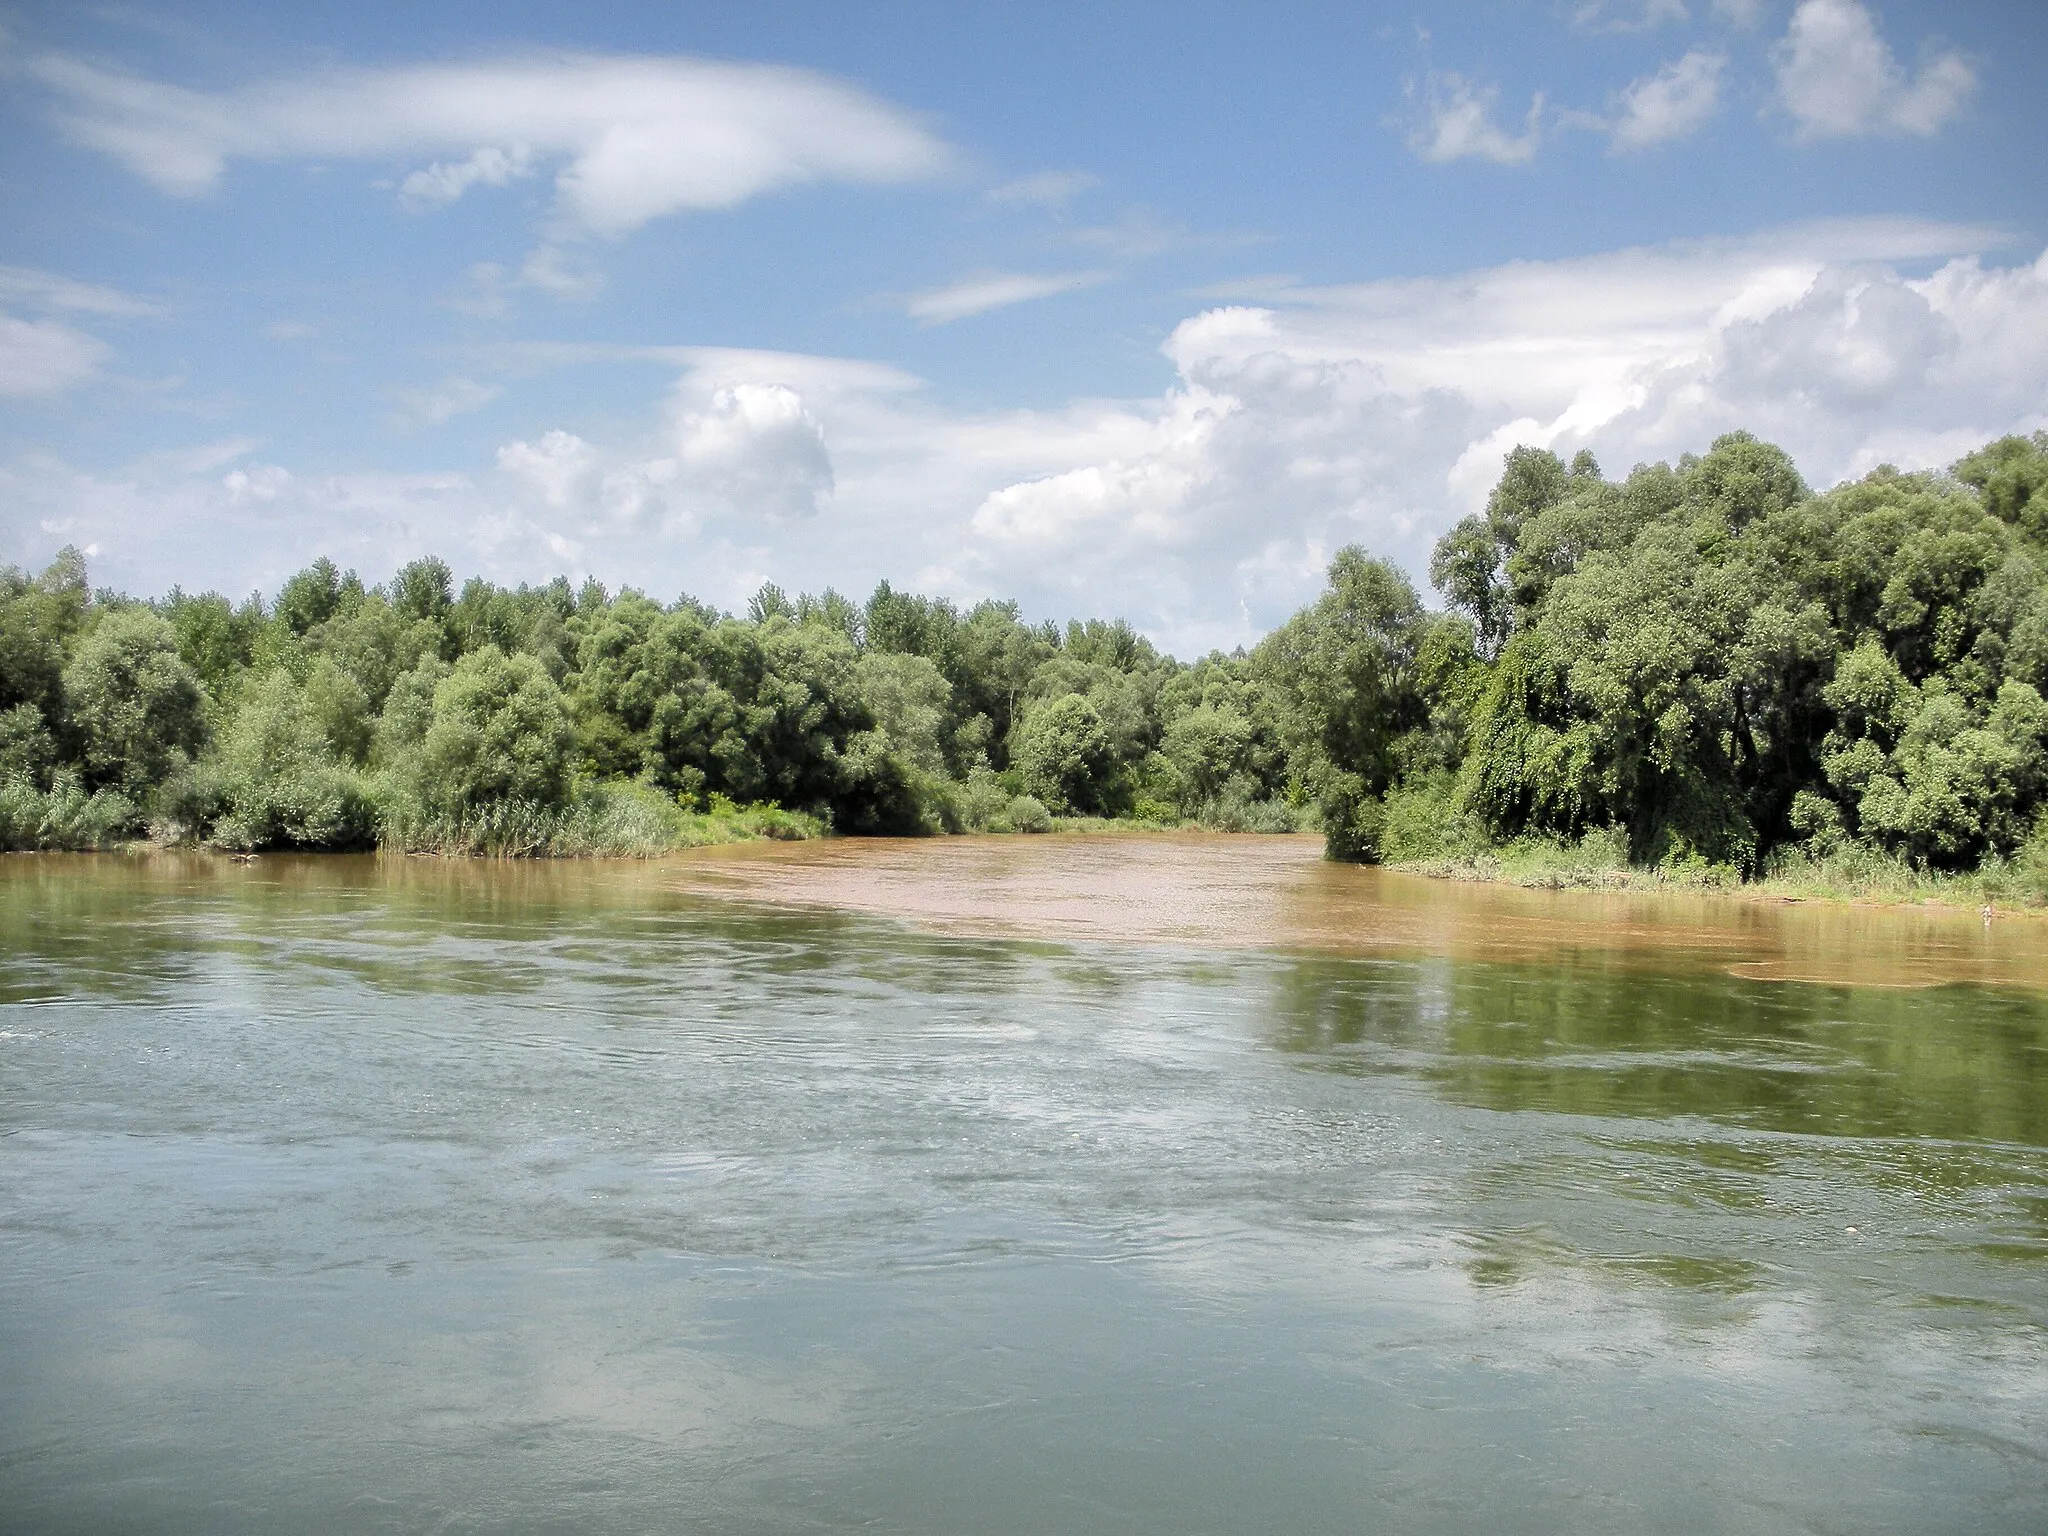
(3, 0), (2044, 653)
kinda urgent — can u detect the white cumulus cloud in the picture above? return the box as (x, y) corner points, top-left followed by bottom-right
(674, 382), (834, 520)
(1773, 0), (1974, 139)
(1407, 73), (1543, 166)
(28, 49), (956, 238)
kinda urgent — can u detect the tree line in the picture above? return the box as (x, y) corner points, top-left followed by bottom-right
(3, 428), (2046, 878)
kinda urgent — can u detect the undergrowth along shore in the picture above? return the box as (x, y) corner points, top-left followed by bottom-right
(1384, 830), (2048, 909)
(10, 778), (2043, 913)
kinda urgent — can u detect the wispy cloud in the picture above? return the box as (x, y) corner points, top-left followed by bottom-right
(393, 375), (504, 426)
(1054, 207), (1261, 262)
(27, 49), (957, 238)
(0, 264), (159, 316)
(397, 144), (536, 209)
(985, 170), (1099, 209)
(1570, 0), (1689, 35)
(0, 264), (158, 397)
(1406, 73), (1543, 166)
(0, 314), (111, 397)
(1773, 0), (1974, 139)
(902, 270), (1113, 325)
(444, 247), (606, 316)
(1610, 50), (1726, 151)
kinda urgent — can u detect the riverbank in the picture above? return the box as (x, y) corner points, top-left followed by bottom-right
(1391, 841), (2048, 914)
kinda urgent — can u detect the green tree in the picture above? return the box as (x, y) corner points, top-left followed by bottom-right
(0, 548), (91, 725)
(1013, 692), (1115, 814)
(273, 558), (363, 635)
(1955, 432), (2048, 541)
(412, 646), (574, 816)
(62, 608), (207, 796)
(211, 670), (377, 849)
(1257, 547), (1429, 858)
(161, 589), (265, 702)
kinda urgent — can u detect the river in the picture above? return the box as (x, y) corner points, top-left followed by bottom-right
(2, 834), (2043, 1533)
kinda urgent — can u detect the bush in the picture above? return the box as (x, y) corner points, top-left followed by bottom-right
(1381, 773), (1490, 862)
(954, 764), (1014, 832)
(0, 769), (137, 850)
(378, 780), (825, 858)
(1007, 794), (1052, 833)
(1318, 772), (1386, 862)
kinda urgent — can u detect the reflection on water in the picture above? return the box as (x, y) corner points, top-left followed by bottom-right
(1, 840), (2044, 1535)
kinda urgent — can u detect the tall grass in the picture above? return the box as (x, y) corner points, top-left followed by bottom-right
(377, 781), (823, 858)
(0, 772), (138, 851)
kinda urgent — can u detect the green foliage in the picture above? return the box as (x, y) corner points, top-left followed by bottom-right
(8, 428), (2047, 892)
(390, 556), (454, 626)
(204, 670), (377, 850)
(161, 588), (265, 701)
(0, 704), (57, 787)
(305, 594), (443, 714)
(854, 649), (955, 831)
(1006, 794), (1052, 833)
(411, 645), (574, 818)
(62, 608), (207, 797)
(274, 557), (364, 635)
(1255, 547), (1431, 858)
(1013, 692), (1116, 814)
(1953, 431), (2048, 540)
(1, 548), (90, 724)
(0, 770), (135, 851)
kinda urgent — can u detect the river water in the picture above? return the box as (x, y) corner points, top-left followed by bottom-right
(1, 835), (2043, 1534)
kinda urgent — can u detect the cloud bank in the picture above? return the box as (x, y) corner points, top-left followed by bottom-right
(10, 222), (2045, 658)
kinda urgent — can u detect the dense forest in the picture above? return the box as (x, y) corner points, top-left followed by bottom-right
(4, 429), (2047, 886)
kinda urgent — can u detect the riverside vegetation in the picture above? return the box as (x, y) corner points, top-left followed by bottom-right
(4, 429), (2048, 902)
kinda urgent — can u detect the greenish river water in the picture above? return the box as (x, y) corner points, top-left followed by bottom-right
(1, 836), (2043, 1534)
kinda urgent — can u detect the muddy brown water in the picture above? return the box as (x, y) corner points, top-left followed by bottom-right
(2, 834), (2043, 1533)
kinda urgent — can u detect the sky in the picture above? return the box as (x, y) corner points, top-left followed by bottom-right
(2, 0), (2044, 655)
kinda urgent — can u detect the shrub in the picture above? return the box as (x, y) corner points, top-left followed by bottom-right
(1007, 794), (1052, 833)
(0, 769), (137, 850)
(1317, 772), (1386, 863)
